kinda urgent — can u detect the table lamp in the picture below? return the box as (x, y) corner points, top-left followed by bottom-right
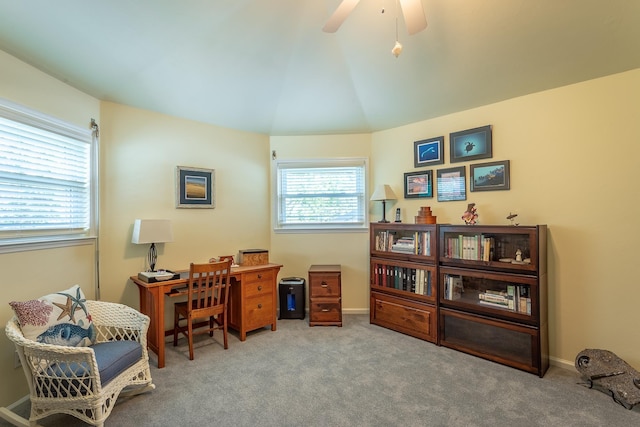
(131, 219), (173, 272)
(370, 185), (397, 223)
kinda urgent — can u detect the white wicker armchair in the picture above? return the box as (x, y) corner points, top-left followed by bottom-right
(2, 300), (155, 427)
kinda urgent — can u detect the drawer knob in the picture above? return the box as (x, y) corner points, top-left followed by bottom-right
(321, 308), (329, 312)
(321, 281), (328, 287)
(257, 274), (262, 279)
(258, 303), (262, 309)
(257, 285), (262, 291)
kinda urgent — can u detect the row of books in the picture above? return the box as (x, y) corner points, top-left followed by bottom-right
(444, 234), (495, 261)
(478, 285), (532, 314)
(372, 264), (433, 296)
(373, 231), (432, 256)
(443, 274), (464, 300)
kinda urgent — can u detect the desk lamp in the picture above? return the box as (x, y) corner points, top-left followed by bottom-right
(131, 219), (173, 272)
(370, 185), (397, 223)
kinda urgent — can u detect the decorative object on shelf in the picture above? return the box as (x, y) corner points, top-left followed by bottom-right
(576, 348), (640, 410)
(507, 212), (519, 226)
(450, 125), (492, 163)
(370, 184), (397, 223)
(404, 170), (433, 198)
(461, 203), (478, 225)
(132, 219), (173, 272)
(515, 249), (523, 262)
(436, 166), (466, 201)
(415, 206), (436, 224)
(470, 160), (510, 192)
(394, 208), (402, 223)
(176, 165), (215, 208)
(414, 136), (444, 167)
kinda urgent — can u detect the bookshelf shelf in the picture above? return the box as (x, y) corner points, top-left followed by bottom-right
(438, 224), (548, 377)
(370, 223), (438, 343)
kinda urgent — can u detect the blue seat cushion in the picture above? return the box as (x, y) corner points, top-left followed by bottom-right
(92, 340), (143, 385)
(45, 340), (143, 395)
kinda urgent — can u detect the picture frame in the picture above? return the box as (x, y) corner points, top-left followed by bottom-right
(413, 136), (444, 167)
(437, 166), (466, 202)
(176, 166), (215, 208)
(470, 160), (510, 192)
(449, 125), (492, 163)
(404, 170), (433, 198)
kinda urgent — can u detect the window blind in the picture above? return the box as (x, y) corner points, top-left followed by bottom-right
(276, 159), (367, 230)
(0, 100), (93, 242)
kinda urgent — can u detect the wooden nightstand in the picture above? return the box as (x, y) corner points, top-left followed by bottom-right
(308, 264), (342, 327)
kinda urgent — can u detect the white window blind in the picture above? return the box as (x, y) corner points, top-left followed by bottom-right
(275, 159), (368, 231)
(0, 99), (95, 244)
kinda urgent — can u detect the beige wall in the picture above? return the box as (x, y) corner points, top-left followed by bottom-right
(269, 134), (371, 312)
(98, 102), (271, 320)
(0, 50), (100, 406)
(371, 68), (640, 369)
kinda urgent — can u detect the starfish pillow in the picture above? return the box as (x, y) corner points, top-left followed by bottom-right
(9, 285), (96, 347)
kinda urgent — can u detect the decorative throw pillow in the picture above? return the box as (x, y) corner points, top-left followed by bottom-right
(9, 285), (96, 347)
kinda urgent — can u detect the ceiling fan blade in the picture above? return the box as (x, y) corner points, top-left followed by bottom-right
(322, 0), (361, 33)
(400, 0), (427, 35)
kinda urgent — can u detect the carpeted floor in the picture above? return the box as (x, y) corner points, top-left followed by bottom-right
(3, 314), (639, 426)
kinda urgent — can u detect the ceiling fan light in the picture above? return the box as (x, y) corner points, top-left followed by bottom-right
(392, 41), (403, 57)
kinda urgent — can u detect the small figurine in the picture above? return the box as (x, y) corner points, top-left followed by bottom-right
(462, 203), (478, 225)
(507, 212), (519, 226)
(515, 249), (522, 262)
(394, 208), (401, 223)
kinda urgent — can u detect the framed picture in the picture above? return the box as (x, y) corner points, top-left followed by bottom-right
(176, 166), (215, 208)
(404, 170), (433, 198)
(470, 160), (510, 192)
(414, 136), (444, 167)
(449, 125), (492, 163)
(437, 166), (466, 202)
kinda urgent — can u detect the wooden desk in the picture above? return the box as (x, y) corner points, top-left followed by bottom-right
(130, 263), (282, 368)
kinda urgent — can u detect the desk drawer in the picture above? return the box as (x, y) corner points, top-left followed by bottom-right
(243, 270), (274, 284)
(244, 294), (274, 330)
(244, 277), (273, 298)
(309, 299), (342, 323)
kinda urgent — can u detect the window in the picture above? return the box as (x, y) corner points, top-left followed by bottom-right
(0, 99), (96, 248)
(274, 158), (368, 232)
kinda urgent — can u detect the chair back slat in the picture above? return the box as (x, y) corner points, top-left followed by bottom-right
(187, 260), (231, 318)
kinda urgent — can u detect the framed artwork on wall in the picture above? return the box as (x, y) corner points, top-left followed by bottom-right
(450, 125), (492, 163)
(437, 166), (466, 202)
(413, 136), (444, 167)
(404, 170), (433, 198)
(176, 166), (215, 208)
(470, 160), (510, 192)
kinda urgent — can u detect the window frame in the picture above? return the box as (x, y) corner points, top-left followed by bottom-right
(0, 98), (98, 253)
(273, 158), (369, 233)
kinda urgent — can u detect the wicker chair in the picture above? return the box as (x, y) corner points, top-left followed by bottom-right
(3, 300), (155, 427)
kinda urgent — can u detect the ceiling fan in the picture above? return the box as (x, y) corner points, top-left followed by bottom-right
(322, 0), (427, 35)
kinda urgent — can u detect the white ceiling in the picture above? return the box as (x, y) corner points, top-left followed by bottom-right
(0, 1), (638, 136)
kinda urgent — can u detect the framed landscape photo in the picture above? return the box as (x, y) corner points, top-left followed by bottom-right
(470, 160), (510, 192)
(176, 166), (215, 208)
(404, 170), (433, 198)
(414, 136), (444, 167)
(449, 125), (492, 163)
(437, 166), (466, 202)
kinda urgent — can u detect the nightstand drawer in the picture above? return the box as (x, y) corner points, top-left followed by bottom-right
(309, 299), (342, 323)
(309, 274), (340, 297)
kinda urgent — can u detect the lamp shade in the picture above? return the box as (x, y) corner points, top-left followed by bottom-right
(370, 185), (397, 201)
(131, 219), (173, 244)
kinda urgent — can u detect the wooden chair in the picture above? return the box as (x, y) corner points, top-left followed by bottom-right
(173, 260), (232, 359)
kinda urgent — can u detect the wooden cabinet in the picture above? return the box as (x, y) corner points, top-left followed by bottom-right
(228, 266), (280, 341)
(438, 225), (548, 377)
(369, 223), (548, 376)
(308, 264), (342, 326)
(369, 223), (437, 342)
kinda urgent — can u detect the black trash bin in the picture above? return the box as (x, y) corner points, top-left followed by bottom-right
(278, 277), (305, 319)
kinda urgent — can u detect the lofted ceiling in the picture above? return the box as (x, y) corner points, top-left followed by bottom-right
(0, 0), (638, 136)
